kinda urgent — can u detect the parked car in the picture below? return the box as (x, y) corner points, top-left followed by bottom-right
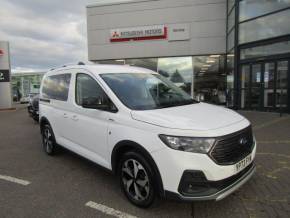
(39, 64), (256, 208)
(28, 94), (39, 121)
(20, 93), (37, 104)
(20, 96), (29, 104)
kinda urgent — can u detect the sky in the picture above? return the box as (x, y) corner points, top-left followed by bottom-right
(0, 0), (96, 73)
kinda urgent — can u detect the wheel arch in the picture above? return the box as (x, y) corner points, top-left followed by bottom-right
(39, 116), (51, 133)
(111, 140), (165, 197)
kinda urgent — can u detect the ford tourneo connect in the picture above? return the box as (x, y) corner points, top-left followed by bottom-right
(39, 63), (256, 208)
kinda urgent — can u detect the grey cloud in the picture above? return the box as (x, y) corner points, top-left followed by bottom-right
(0, 0), (89, 71)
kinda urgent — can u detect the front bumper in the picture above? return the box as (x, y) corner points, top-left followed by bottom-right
(151, 140), (256, 201)
(164, 162), (256, 201)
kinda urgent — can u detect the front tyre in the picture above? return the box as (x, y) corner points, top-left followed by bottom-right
(118, 152), (156, 208)
(42, 124), (57, 155)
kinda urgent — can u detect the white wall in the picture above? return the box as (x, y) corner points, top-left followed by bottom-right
(87, 0), (227, 61)
(0, 41), (12, 109)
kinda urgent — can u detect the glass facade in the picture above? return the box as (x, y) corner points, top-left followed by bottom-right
(239, 9), (290, 44)
(240, 40), (290, 60)
(239, 0), (290, 22)
(98, 55), (227, 105)
(227, 0), (290, 112)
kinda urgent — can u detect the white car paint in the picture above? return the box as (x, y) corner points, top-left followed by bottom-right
(39, 64), (256, 201)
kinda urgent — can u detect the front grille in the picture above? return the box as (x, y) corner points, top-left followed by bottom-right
(210, 126), (254, 165)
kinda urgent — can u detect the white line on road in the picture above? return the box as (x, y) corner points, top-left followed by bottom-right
(85, 201), (137, 218)
(0, 174), (31, 186)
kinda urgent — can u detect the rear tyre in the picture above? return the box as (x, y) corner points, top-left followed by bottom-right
(118, 151), (156, 208)
(42, 124), (57, 155)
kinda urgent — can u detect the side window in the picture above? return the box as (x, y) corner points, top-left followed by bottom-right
(75, 73), (117, 112)
(42, 74), (71, 101)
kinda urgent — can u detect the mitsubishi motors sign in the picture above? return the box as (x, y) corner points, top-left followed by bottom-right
(110, 25), (167, 42)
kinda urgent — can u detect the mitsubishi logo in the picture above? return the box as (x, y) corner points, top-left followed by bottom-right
(239, 137), (248, 145)
(112, 31), (120, 38)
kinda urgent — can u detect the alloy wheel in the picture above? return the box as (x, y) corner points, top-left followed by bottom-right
(43, 127), (53, 153)
(121, 159), (150, 201)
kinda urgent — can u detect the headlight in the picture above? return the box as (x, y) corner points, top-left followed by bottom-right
(159, 135), (216, 154)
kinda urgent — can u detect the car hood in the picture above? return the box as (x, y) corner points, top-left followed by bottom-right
(131, 103), (246, 131)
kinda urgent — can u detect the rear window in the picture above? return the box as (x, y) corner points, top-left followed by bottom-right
(42, 74), (71, 101)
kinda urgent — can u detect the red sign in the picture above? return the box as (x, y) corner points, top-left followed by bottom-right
(0, 49), (4, 56)
(110, 25), (167, 42)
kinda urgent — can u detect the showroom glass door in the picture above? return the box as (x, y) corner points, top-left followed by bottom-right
(240, 60), (289, 112)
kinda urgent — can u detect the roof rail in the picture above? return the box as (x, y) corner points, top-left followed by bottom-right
(49, 61), (94, 71)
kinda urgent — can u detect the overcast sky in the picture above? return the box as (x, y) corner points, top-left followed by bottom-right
(0, 0), (97, 73)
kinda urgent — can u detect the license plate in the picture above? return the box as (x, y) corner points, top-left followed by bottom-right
(235, 154), (252, 173)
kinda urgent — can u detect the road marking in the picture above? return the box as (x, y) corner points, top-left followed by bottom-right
(0, 174), (31, 186)
(85, 201), (137, 218)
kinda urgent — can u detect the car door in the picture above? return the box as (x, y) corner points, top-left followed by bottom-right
(62, 71), (115, 168)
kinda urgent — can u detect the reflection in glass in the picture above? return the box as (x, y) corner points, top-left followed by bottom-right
(241, 65), (250, 89)
(193, 55), (226, 105)
(240, 65), (250, 109)
(126, 58), (158, 71)
(240, 0), (290, 22)
(227, 29), (235, 51)
(240, 40), (290, 60)
(276, 61), (288, 108)
(227, 9), (235, 33)
(157, 57), (193, 95)
(251, 88), (261, 109)
(226, 52), (235, 107)
(239, 9), (290, 44)
(264, 63), (275, 89)
(277, 61), (288, 88)
(251, 64), (262, 88)
(264, 63), (275, 108)
(241, 90), (250, 109)
(228, 0), (235, 13)
(98, 60), (125, 65)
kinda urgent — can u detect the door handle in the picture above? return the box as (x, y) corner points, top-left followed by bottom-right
(108, 118), (115, 122)
(63, 113), (69, 118)
(71, 115), (79, 121)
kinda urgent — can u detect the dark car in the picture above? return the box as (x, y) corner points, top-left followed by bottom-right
(27, 94), (39, 122)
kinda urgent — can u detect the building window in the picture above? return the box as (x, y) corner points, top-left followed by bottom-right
(227, 29), (235, 51)
(226, 51), (235, 107)
(239, 9), (290, 44)
(227, 9), (235, 33)
(193, 55), (226, 105)
(228, 0), (235, 13)
(98, 60), (125, 65)
(240, 0), (290, 22)
(96, 55), (227, 105)
(240, 40), (290, 60)
(126, 58), (158, 71)
(157, 57), (193, 96)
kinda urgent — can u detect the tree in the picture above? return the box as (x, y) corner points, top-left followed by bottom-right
(170, 69), (184, 83)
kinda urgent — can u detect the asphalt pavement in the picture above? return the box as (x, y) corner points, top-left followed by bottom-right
(0, 105), (290, 218)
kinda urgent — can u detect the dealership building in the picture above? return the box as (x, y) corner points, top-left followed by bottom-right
(87, 0), (290, 113)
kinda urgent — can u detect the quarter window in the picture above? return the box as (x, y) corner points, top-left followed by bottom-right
(42, 74), (71, 101)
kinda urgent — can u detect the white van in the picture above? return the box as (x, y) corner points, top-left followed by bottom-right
(39, 63), (256, 208)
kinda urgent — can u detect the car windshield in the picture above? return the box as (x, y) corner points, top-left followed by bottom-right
(100, 73), (198, 110)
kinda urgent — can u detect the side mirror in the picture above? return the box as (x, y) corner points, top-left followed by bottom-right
(82, 97), (117, 112)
